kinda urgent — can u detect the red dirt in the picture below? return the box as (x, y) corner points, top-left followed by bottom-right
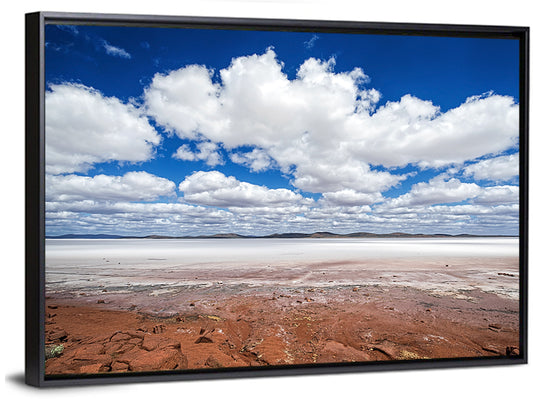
(44, 285), (520, 375)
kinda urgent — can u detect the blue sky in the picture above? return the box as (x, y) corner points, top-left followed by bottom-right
(44, 24), (520, 236)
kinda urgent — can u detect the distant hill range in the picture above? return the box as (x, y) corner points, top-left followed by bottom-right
(46, 233), (125, 239)
(46, 231), (515, 239)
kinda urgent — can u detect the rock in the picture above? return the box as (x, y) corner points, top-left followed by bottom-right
(116, 343), (136, 354)
(204, 355), (223, 368)
(482, 345), (503, 355)
(48, 305), (58, 309)
(506, 346), (520, 356)
(48, 329), (68, 342)
(103, 342), (123, 355)
(79, 363), (104, 374)
(128, 348), (186, 372)
(110, 361), (129, 372)
(128, 338), (142, 346)
(322, 340), (372, 362)
(369, 341), (400, 359)
(195, 336), (214, 344)
(71, 344), (105, 360)
(142, 334), (161, 351)
(488, 324), (502, 332)
(124, 330), (145, 339)
(97, 300), (106, 304)
(110, 332), (133, 342)
(114, 346), (145, 364)
(352, 287), (358, 292)
(249, 336), (290, 365)
(152, 324), (165, 334)
(181, 345), (239, 369)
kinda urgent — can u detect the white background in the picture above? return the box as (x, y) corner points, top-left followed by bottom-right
(2, 0), (531, 397)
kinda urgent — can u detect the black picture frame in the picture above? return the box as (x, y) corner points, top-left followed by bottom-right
(25, 11), (529, 387)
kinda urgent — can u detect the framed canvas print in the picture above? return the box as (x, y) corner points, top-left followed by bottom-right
(25, 11), (528, 386)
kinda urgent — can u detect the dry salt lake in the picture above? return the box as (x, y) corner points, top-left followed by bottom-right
(45, 237), (520, 312)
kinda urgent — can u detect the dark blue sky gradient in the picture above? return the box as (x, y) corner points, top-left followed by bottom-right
(45, 25), (519, 110)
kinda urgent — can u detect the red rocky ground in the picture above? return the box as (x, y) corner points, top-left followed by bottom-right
(45, 285), (520, 375)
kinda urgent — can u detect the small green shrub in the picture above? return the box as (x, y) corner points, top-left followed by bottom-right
(45, 344), (64, 360)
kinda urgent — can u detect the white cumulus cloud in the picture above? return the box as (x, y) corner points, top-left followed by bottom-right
(143, 49), (518, 197)
(178, 170), (312, 209)
(46, 83), (160, 174)
(320, 189), (383, 206)
(389, 175), (482, 207)
(46, 171), (176, 202)
(230, 149), (272, 172)
(473, 185), (519, 205)
(173, 141), (223, 166)
(463, 153), (519, 181)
